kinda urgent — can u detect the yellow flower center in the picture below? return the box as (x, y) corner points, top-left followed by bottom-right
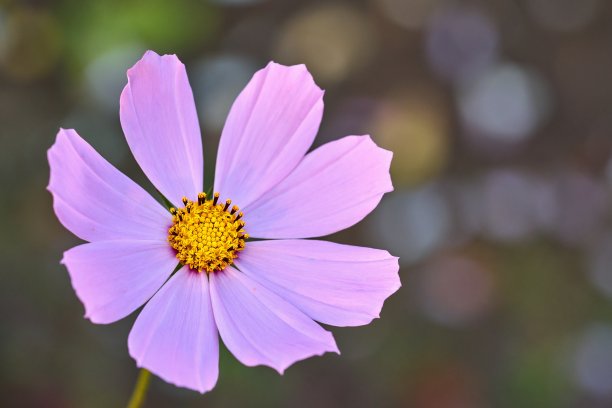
(168, 192), (248, 273)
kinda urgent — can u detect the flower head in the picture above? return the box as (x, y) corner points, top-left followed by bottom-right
(48, 50), (400, 393)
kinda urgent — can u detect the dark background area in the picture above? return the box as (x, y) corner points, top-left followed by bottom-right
(2, 0), (612, 407)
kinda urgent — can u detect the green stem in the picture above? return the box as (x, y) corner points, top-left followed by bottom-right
(126, 368), (152, 408)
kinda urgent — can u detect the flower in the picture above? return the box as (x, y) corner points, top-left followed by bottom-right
(48, 50), (400, 393)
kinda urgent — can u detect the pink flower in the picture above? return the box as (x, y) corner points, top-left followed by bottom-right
(48, 51), (400, 393)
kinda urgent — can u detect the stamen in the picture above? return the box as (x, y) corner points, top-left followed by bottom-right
(197, 192), (206, 205)
(167, 193), (248, 274)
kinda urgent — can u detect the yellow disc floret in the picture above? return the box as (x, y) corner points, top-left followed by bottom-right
(168, 192), (248, 273)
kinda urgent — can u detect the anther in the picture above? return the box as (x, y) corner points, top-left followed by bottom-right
(213, 192), (220, 206)
(198, 192), (206, 205)
(230, 205), (239, 215)
(170, 207), (177, 215)
(234, 212), (243, 221)
(182, 197), (189, 206)
(224, 199), (231, 211)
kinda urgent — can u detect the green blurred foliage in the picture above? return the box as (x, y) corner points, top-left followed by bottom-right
(57, 0), (220, 72)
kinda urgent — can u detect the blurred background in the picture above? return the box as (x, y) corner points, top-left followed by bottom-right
(2, 0), (612, 406)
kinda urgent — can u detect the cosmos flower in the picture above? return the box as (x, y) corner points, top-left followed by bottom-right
(48, 51), (400, 393)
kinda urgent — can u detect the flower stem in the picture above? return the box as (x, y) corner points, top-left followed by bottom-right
(126, 368), (152, 408)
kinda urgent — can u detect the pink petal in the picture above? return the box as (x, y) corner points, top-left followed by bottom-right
(128, 268), (219, 393)
(47, 128), (170, 242)
(120, 51), (203, 205)
(244, 135), (393, 238)
(235, 240), (401, 327)
(209, 267), (338, 374)
(214, 62), (324, 209)
(62, 240), (177, 324)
